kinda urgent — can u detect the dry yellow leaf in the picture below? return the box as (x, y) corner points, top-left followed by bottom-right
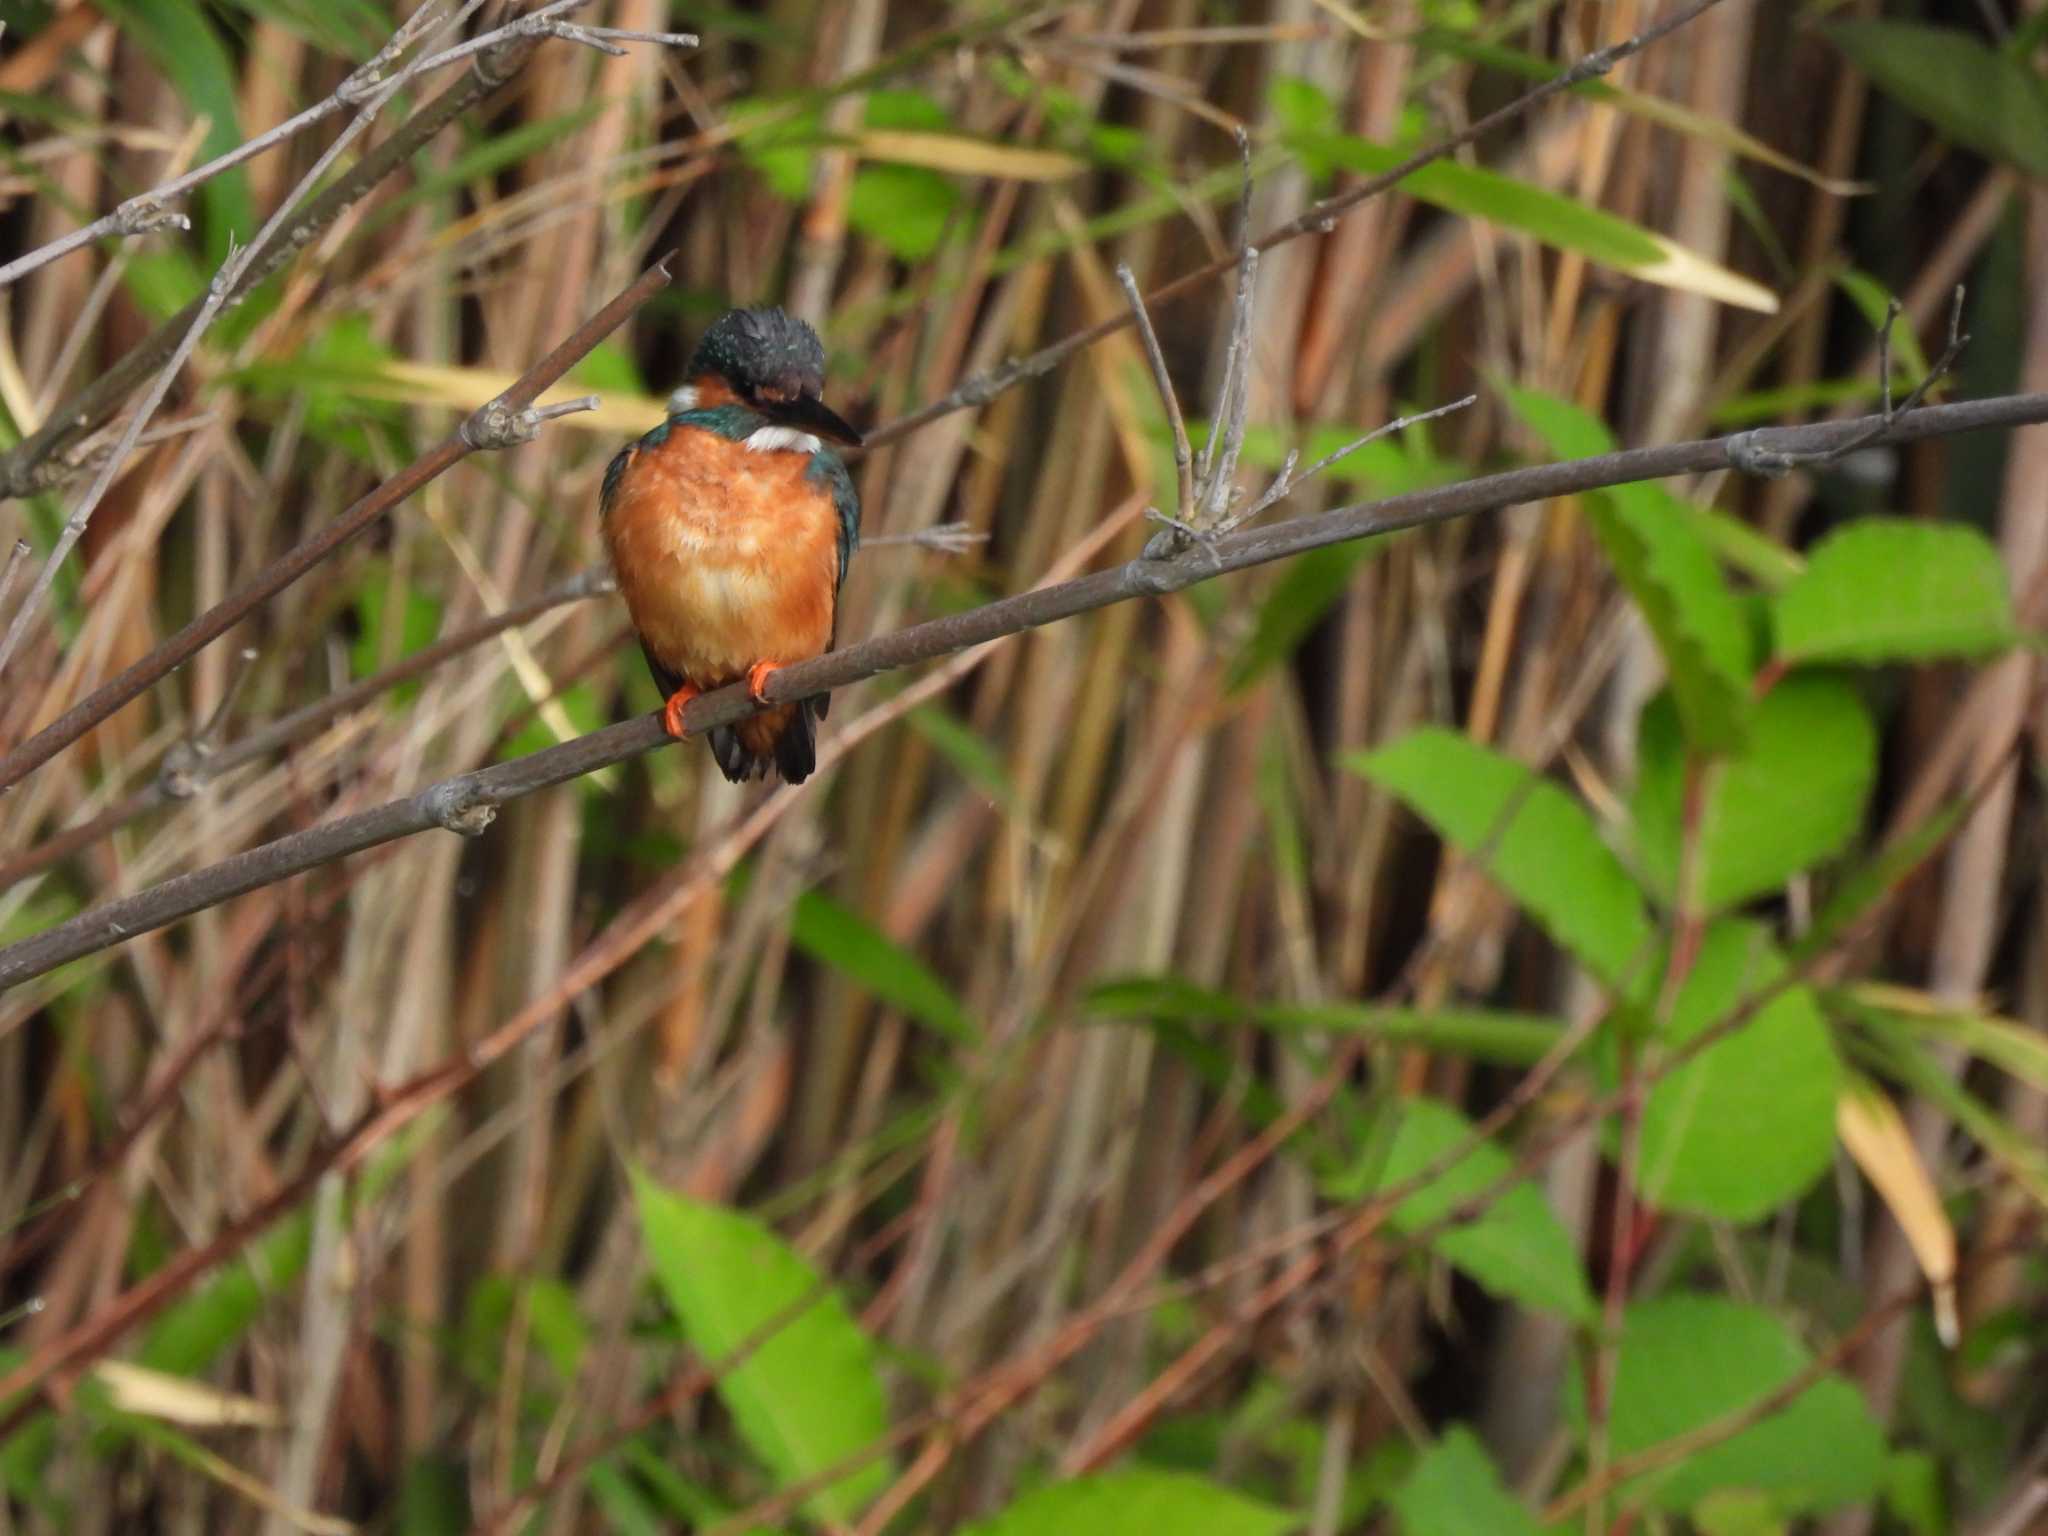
(851, 129), (1084, 182)
(1837, 1078), (1958, 1347)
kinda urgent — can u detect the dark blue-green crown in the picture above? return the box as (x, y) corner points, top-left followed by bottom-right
(689, 307), (827, 398)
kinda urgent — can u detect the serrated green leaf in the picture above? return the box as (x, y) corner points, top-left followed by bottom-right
(1507, 386), (1753, 751)
(1633, 677), (1875, 911)
(1390, 1428), (1543, 1536)
(631, 1173), (890, 1524)
(956, 1469), (1297, 1536)
(1829, 22), (2048, 179)
(1341, 1099), (1597, 1323)
(1565, 1294), (1886, 1513)
(1633, 920), (1841, 1220)
(790, 888), (978, 1045)
(1774, 519), (2018, 664)
(1352, 728), (1654, 989)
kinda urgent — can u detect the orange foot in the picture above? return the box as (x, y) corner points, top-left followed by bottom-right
(661, 682), (701, 739)
(745, 660), (784, 705)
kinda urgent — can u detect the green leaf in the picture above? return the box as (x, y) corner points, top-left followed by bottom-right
(1829, 22), (2048, 180)
(1566, 1294), (1886, 1513)
(907, 705), (1024, 816)
(1881, 1449), (1946, 1536)
(1634, 921), (1841, 1221)
(1084, 976), (1567, 1067)
(1288, 111), (1774, 312)
(1228, 543), (1377, 693)
(1773, 519), (2018, 664)
(1633, 677), (1876, 911)
(96, 0), (252, 256)
(138, 1214), (312, 1376)
(1340, 1099), (1598, 1323)
(1352, 728), (1654, 989)
(1834, 271), (1932, 381)
(1796, 796), (1970, 967)
(1866, 996), (2048, 1093)
(1506, 386), (1753, 751)
(956, 1469), (1298, 1536)
(632, 1174), (891, 1524)
(790, 888), (978, 1045)
(848, 163), (961, 259)
(1389, 1428), (1543, 1536)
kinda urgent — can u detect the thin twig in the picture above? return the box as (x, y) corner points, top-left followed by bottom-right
(1116, 264), (1195, 522)
(0, 540), (27, 625)
(0, 4), (663, 499)
(0, 2), (693, 677)
(0, 257), (675, 796)
(862, 0), (1735, 454)
(4, 388), (2045, 988)
(0, 521), (975, 893)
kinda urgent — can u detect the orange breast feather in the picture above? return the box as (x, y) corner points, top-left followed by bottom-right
(602, 426), (841, 691)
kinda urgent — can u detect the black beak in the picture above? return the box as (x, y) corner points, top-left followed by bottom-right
(769, 391), (862, 447)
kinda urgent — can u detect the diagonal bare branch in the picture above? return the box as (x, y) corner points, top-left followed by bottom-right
(0, 257), (677, 795)
(3, 388), (2043, 991)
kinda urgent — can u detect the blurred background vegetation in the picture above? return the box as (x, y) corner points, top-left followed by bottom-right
(0, 0), (2044, 1531)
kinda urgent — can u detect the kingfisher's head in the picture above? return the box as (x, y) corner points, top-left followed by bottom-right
(681, 306), (861, 446)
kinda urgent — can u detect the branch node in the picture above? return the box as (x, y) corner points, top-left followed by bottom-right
(1725, 430), (1797, 479)
(426, 781), (496, 838)
(157, 739), (213, 802)
(108, 195), (192, 239)
(461, 395), (595, 451)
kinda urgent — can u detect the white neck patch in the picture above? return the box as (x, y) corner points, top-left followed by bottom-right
(666, 384), (699, 412)
(744, 425), (823, 455)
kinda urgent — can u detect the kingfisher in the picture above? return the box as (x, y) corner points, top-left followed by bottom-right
(600, 307), (861, 785)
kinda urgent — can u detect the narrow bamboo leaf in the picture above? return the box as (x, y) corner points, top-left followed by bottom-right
(1866, 1032), (2048, 1207)
(1228, 543), (1378, 693)
(1304, 124), (1775, 312)
(908, 704), (1026, 815)
(1774, 519), (2019, 664)
(1795, 798), (1970, 967)
(1389, 1428), (1544, 1536)
(1848, 985), (2048, 1091)
(1633, 678), (1876, 911)
(1084, 976), (1567, 1066)
(1834, 271), (1934, 380)
(1352, 728), (1654, 989)
(631, 1173), (891, 1524)
(1633, 921), (1841, 1222)
(139, 1214), (313, 1377)
(1829, 22), (2048, 179)
(1565, 1294), (1886, 1513)
(956, 1469), (1297, 1536)
(1412, 32), (1867, 193)
(1339, 1098), (1598, 1323)
(790, 888), (979, 1045)
(96, 0), (252, 255)
(1507, 386), (1753, 751)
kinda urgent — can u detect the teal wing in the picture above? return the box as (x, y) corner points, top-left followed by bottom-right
(806, 448), (860, 596)
(804, 449), (859, 724)
(599, 418), (672, 518)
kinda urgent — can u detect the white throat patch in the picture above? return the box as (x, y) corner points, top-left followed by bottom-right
(744, 425), (823, 455)
(665, 384), (699, 413)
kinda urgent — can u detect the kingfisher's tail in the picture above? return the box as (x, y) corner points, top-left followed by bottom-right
(708, 694), (826, 785)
